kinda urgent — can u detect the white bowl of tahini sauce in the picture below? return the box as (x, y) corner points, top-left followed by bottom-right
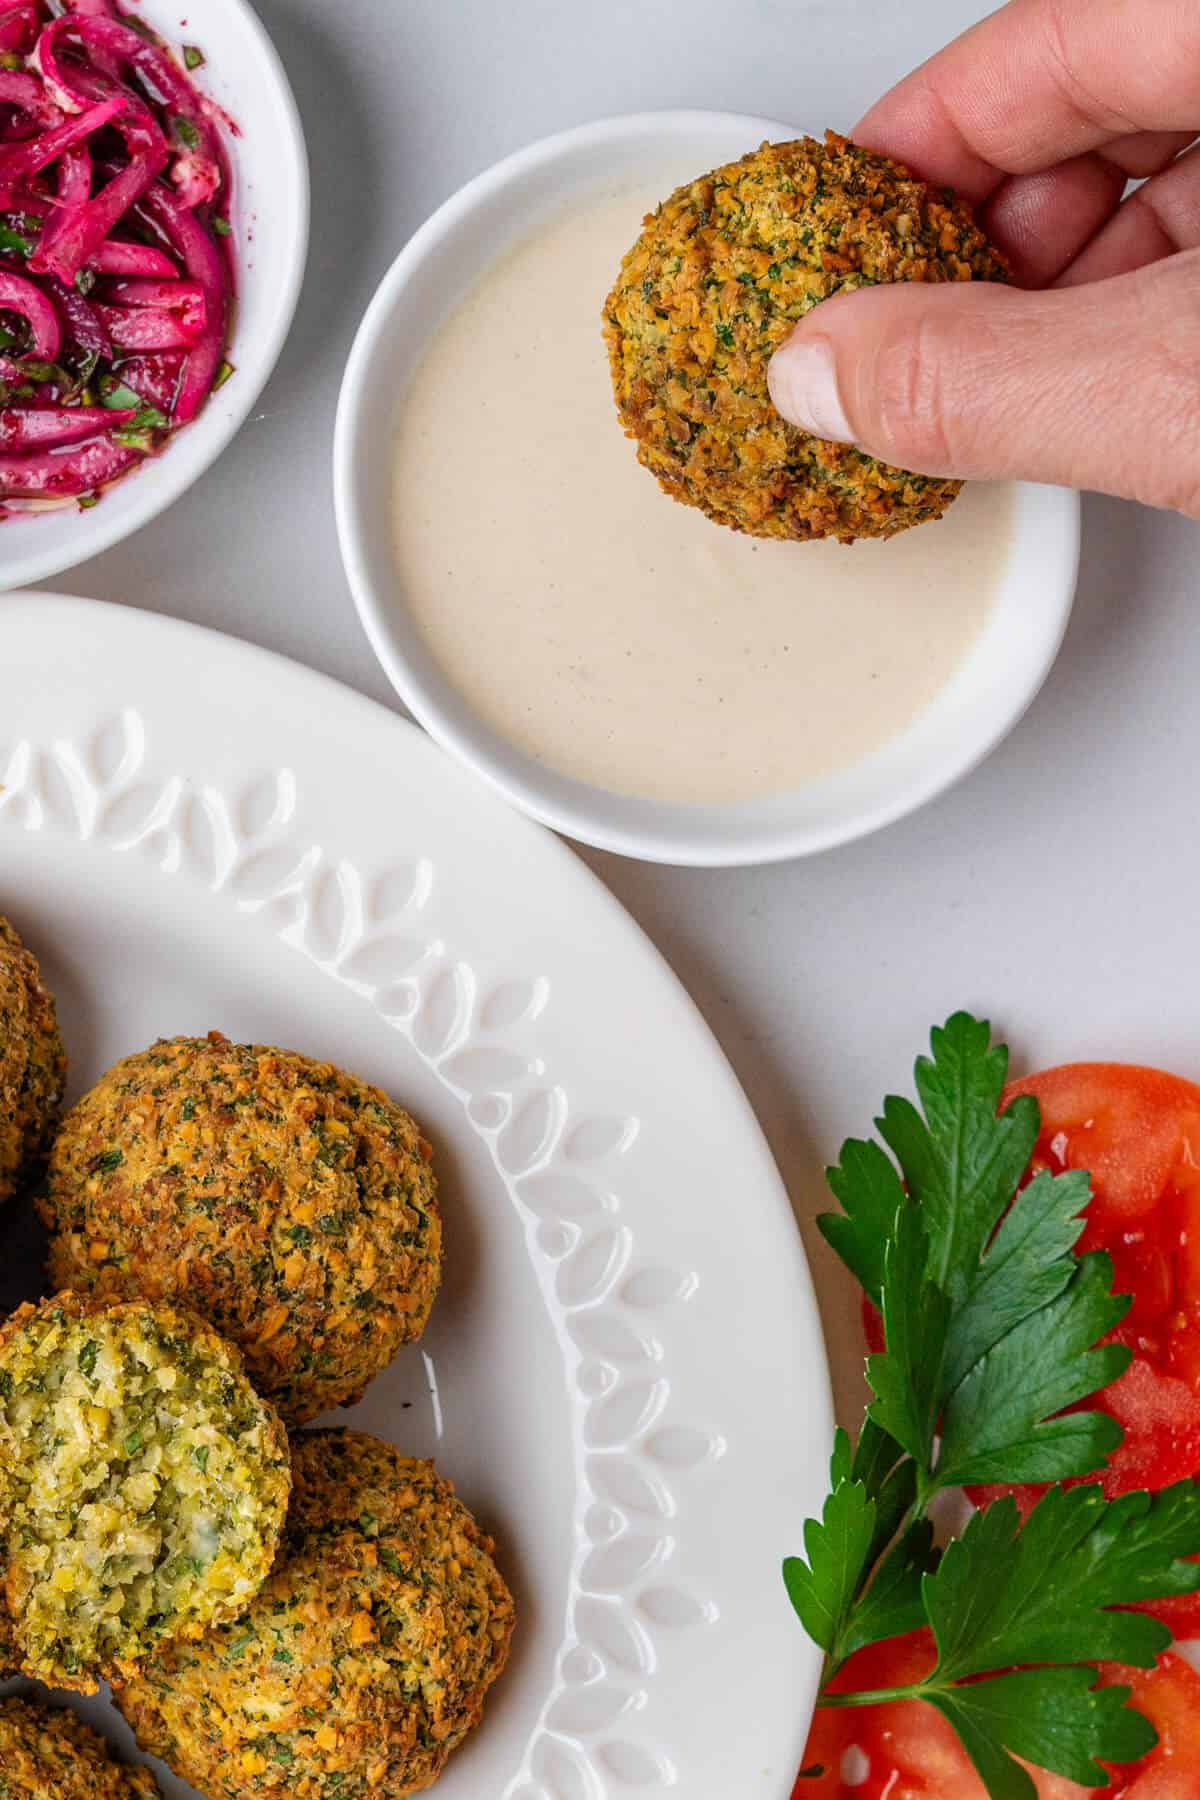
(334, 111), (1079, 867)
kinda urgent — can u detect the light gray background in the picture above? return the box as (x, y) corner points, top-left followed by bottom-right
(55, 0), (1200, 1425)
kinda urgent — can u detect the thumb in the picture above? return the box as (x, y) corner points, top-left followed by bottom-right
(766, 251), (1200, 516)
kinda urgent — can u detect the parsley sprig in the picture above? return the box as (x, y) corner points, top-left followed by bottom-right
(788, 1014), (1200, 1800)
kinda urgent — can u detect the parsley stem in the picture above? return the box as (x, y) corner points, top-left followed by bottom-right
(817, 1682), (935, 1709)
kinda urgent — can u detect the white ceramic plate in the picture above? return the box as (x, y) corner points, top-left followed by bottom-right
(0, 593), (832, 1799)
(335, 110), (1080, 869)
(0, 0), (309, 593)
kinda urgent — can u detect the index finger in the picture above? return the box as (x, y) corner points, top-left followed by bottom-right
(854, 0), (1200, 202)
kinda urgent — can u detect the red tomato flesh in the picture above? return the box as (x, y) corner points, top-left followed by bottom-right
(795, 1631), (1200, 1798)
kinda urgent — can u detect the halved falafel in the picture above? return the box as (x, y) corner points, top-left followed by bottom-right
(0, 1695), (162, 1800)
(117, 1428), (515, 1799)
(0, 1292), (290, 1689)
(0, 914), (66, 1207)
(604, 131), (1008, 544)
(41, 1032), (442, 1423)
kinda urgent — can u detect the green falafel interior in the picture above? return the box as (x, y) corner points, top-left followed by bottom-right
(0, 1292), (290, 1691)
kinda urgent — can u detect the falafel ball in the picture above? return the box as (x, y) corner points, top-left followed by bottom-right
(0, 1593), (17, 1678)
(41, 1032), (442, 1423)
(604, 131), (1008, 544)
(0, 1291), (290, 1690)
(116, 1428), (516, 1799)
(0, 914), (66, 1207)
(0, 1695), (162, 1800)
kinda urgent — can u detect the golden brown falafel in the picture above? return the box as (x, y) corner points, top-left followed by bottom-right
(604, 131), (1008, 544)
(0, 1695), (162, 1800)
(41, 1033), (442, 1423)
(116, 1429), (515, 1799)
(0, 1291), (290, 1690)
(0, 914), (66, 1207)
(0, 1595), (16, 1678)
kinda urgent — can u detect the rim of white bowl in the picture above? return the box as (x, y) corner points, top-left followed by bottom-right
(0, 0), (310, 593)
(334, 109), (1081, 868)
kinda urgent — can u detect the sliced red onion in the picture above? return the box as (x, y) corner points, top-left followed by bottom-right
(89, 237), (176, 277)
(0, 1), (234, 512)
(136, 182), (225, 421)
(94, 300), (195, 350)
(104, 274), (204, 318)
(0, 90), (121, 183)
(38, 14), (227, 207)
(0, 400), (134, 446)
(45, 273), (110, 355)
(0, 68), (60, 127)
(0, 427), (139, 496)
(31, 98), (167, 281)
(0, 4), (38, 54)
(54, 137), (91, 202)
(0, 267), (61, 358)
(114, 348), (182, 412)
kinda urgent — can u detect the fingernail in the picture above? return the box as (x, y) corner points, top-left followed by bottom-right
(768, 335), (853, 442)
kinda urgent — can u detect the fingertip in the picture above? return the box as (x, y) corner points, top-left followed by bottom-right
(767, 330), (854, 442)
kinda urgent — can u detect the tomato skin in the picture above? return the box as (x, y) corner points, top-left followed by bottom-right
(794, 1633), (1200, 1798)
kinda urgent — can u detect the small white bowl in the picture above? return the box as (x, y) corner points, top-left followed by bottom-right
(334, 110), (1079, 868)
(0, 0), (308, 592)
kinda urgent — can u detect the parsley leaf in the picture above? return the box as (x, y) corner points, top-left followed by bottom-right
(820, 1137), (906, 1304)
(928, 1667), (1155, 1800)
(836, 1519), (937, 1663)
(875, 1012), (1040, 1303)
(926, 1483), (1200, 1678)
(866, 1208), (949, 1469)
(941, 1167), (1093, 1394)
(782, 1438), (876, 1653)
(935, 1252), (1129, 1489)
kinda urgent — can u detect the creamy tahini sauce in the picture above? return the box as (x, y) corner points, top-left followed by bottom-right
(392, 182), (1015, 807)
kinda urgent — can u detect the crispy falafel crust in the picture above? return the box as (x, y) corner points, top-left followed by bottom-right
(117, 1429), (516, 1799)
(0, 915), (66, 1207)
(0, 1695), (162, 1800)
(604, 131), (1008, 544)
(41, 1033), (442, 1423)
(0, 1291), (290, 1691)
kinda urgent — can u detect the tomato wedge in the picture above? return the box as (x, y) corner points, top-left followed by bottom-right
(795, 1631), (1200, 1798)
(968, 1064), (1200, 1637)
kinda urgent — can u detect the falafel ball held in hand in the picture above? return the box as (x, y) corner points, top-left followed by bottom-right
(116, 1429), (516, 1800)
(0, 1292), (290, 1691)
(767, 0), (1200, 515)
(0, 1695), (163, 1800)
(41, 1033), (443, 1423)
(0, 914), (66, 1207)
(604, 132), (1007, 544)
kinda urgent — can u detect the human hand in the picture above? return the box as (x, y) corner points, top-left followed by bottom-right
(767, 0), (1200, 514)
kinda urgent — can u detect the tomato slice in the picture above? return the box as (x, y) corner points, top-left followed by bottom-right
(966, 1064), (1200, 1636)
(794, 1631), (1200, 1798)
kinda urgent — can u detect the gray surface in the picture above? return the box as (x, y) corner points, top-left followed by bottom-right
(53, 0), (1200, 1425)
